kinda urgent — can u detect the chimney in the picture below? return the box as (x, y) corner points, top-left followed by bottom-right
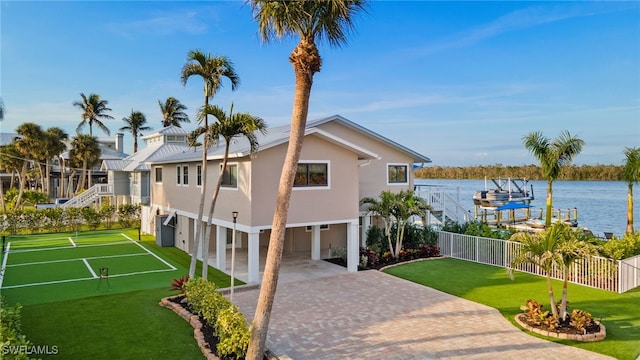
(116, 133), (124, 154)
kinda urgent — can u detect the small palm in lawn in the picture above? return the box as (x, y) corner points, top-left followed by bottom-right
(158, 97), (190, 128)
(199, 103), (267, 279)
(247, 2), (367, 357)
(181, 49), (240, 279)
(73, 92), (114, 136)
(510, 223), (567, 318)
(622, 147), (640, 234)
(522, 130), (584, 228)
(120, 110), (151, 153)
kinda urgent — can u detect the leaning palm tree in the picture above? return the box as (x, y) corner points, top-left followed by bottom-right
(69, 134), (101, 192)
(120, 110), (151, 153)
(199, 103), (267, 279)
(15, 123), (45, 206)
(158, 97), (190, 128)
(522, 130), (584, 227)
(509, 223), (565, 318)
(247, 1), (367, 357)
(73, 92), (114, 136)
(622, 147), (640, 234)
(181, 49), (240, 278)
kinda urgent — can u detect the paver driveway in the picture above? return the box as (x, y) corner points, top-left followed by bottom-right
(232, 269), (613, 359)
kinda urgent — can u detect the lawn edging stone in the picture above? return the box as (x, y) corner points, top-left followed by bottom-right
(514, 314), (607, 342)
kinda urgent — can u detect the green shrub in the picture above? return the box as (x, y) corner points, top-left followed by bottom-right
(43, 208), (65, 232)
(600, 231), (640, 259)
(200, 291), (232, 327)
(81, 207), (102, 230)
(99, 204), (117, 229)
(64, 207), (84, 231)
(183, 278), (217, 316)
(365, 225), (386, 253)
(0, 297), (36, 360)
(117, 204), (140, 228)
(214, 305), (250, 359)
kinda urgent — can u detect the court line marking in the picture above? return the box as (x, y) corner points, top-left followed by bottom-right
(69, 237), (77, 247)
(121, 233), (177, 271)
(82, 258), (98, 278)
(8, 241), (131, 254)
(0, 242), (10, 289)
(6, 253), (149, 268)
(0, 268), (176, 289)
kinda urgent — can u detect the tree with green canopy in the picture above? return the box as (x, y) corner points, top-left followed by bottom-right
(159, 97), (190, 128)
(120, 110), (151, 153)
(622, 147), (640, 234)
(73, 92), (114, 136)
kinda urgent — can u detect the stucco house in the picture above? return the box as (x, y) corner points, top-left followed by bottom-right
(146, 115), (431, 284)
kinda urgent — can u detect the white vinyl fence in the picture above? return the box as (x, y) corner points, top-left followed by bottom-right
(436, 231), (639, 293)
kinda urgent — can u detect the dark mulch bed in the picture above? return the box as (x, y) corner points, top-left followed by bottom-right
(517, 313), (601, 335)
(324, 256), (440, 271)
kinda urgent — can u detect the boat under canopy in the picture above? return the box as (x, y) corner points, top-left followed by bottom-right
(472, 178), (534, 209)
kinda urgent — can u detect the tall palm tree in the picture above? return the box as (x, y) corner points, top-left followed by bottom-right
(158, 97), (190, 127)
(247, 1), (367, 357)
(73, 92), (114, 136)
(43, 127), (69, 197)
(199, 103), (267, 279)
(510, 223), (565, 318)
(622, 147), (640, 234)
(555, 224), (594, 320)
(70, 134), (101, 193)
(0, 98), (5, 211)
(181, 49), (240, 278)
(120, 110), (151, 153)
(522, 130), (584, 227)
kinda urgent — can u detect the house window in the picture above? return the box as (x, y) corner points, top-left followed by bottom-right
(176, 165), (188, 186)
(388, 164), (408, 184)
(196, 165), (202, 187)
(182, 165), (189, 185)
(155, 167), (163, 183)
(294, 163), (328, 187)
(305, 224), (330, 232)
(221, 164), (238, 188)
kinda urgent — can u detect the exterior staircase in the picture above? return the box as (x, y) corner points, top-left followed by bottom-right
(415, 185), (475, 226)
(60, 184), (113, 208)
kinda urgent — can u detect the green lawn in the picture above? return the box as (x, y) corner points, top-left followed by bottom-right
(384, 258), (640, 360)
(2, 229), (243, 359)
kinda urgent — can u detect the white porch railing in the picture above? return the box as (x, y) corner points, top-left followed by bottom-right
(60, 184), (113, 208)
(437, 231), (636, 293)
(415, 185), (475, 225)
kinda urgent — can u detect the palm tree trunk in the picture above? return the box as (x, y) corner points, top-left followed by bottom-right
(560, 272), (569, 321)
(202, 142), (231, 279)
(546, 275), (559, 318)
(545, 180), (553, 227)
(45, 158), (51, 198)
(626, 183), (634, 234)
(77, 160), (87, 193)
(247, 56), (313, 360)
(0, 176), (5, 212)
(189, 97), (210, 278)
(15, 163), (27, 208)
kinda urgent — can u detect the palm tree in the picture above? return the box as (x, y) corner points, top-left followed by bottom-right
(555, 224), (595, 320)
(15, 123), (45, 206)
(181, 49), (240, 278)
(70, 134), (101, 192)
(43, 127), (69, 197)
(622, 147), (640, 234)
(522, 130), (584, 227)
(199, 103), (267, 279)
(509, 224), (565, 318)
(247, 2), (367, 357)
(0, 143), (24, 211)
(120, 110), (151, 153)
(158, 97), (190, 127)
(73, 92), (114, 136)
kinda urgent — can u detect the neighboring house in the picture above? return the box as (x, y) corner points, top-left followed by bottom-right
(146, 115), (431, 284)
(101, 126), (190, 207)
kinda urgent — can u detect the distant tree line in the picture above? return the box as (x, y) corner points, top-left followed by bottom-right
(415, 164), (625, 181)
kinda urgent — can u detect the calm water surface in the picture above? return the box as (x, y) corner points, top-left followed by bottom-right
(415, 179), (640, 237)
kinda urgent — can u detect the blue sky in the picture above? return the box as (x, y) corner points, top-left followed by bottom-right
(1, 1), (638, 166)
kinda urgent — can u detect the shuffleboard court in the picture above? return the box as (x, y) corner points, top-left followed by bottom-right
(0, 231), (177, 291)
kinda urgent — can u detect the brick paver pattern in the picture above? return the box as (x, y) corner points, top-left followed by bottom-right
(232, 270), (613, 359)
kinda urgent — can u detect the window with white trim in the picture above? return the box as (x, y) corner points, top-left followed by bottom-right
(176, 165), (181, 185)
(182, 165), (189, 185)
(196, 165), (202, 187)
(155, 167), (163, 183)
(387, 163), (408, 184)
(294, 162), (328, 187)
(221, 164), (238, 188)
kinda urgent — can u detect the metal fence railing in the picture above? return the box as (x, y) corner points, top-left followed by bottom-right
(436, 231), (637, 293)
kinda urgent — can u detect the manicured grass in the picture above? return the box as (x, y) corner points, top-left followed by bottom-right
(2, 229), (244, 359)
(384, 258), (640, 360)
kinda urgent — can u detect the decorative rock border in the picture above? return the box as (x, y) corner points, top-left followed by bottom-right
(160, 295), (219, 360)
(514, 314), (606, 342)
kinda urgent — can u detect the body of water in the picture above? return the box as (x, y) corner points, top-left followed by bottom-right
(415, 178), (639, 238)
